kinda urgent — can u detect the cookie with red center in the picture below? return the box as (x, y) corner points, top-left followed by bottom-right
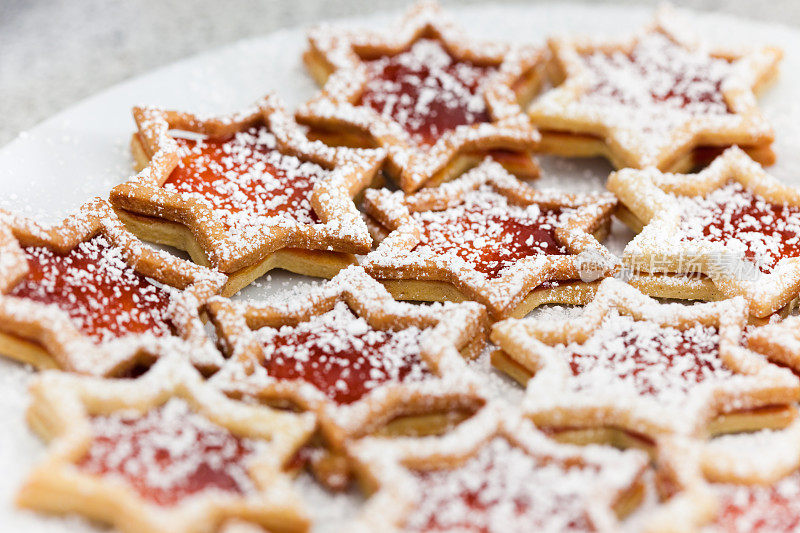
(348, 404), (651, 532)
(0, 198), (226, 376)
(528, 6), (780, 172)
(297, 0), (544, 193)
(614, 436), (717, 533)
(361, 159), (618, 321)
(747, 316), (800, 374)
(16, 356), (315, 533)
(109, 92), (384, 296)
(653, 414), (800, 532)
(608, 146), (800, 318)
(491, 278), (799, 444)
(206, 266), (487, 489)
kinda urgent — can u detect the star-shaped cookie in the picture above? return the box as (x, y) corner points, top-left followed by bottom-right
(298, 0), (544, 193)
(608, 147), (800, 318)
(673, 413), (800, 532)
(362, 159), (618, 321)
(747, 316), (800, 374)
(529, 6), (780, 172)
(491, 278), (799, 442)
(17, 355), (315, 533)
(349, 403), (650, 532)
(206, 265), (487, 489)
(110, 92), (384, 296)
(0, 198), (225, 376)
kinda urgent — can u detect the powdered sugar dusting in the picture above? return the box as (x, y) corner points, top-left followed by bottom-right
(563, 313), (729, 400)
(678, 181), (800, 273)
(165, 126), (328, 229)
(78, 398), (258, 506)
(406, 437), (622, 532)
(9, 235), (174, 343)
(411, 186), (570, 278)
(578, 32), (735, 158)
(711, 471), (800, 533)
(254, 301), (429, 404)
(582, 32), (731, 117)
(359, 38), (495, 147)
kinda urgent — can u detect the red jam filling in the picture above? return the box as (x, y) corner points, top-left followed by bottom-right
(581, 32), (731, 115)
(481, 149), (535, 170)
(565, 314), (729, 398)
(9, 235), (173, 343)
(411, 188), (570, 278)
(78, 399), (257, 506)
(679, 181), (800, 274)
(164, 126), (327, 227)
(713, 471), (800, 533)
(406, 437), (605, 532)
(254, 302), (430, 405)
(358, 38), (496, 147)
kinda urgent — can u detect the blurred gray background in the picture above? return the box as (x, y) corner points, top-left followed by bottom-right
(2, 0), (799, 146)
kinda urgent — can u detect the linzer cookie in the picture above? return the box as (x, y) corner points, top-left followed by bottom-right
(609, 147), (800, 318)
(361, 159), (618, 321)
(0, 199), (226, 376)
(748, 317), (800, 374)
(297, 0), (544, 193)
(110, 93), (384, 296)
(16, 356), (315, 533)
(620, 437), (716, 532)
(528, 6), (780, 172)
(207, 266), (487, 489)
(668, 414), (800, 532)
(348, 403), (649, 532)
(490, 279), (800, 444)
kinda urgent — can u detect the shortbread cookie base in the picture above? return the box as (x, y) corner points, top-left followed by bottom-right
(302, 47), (334, 87)
(423, 148), (541, 186)
(0, 332), (58, 370)
(614, 204), (644, 233)
(374, 409), (476, 438)
(537, 130), (775, 173)
(546, 427), (655, 455)
(490, 348), (536, 387)
(16, 479), (308, 533)
(290, 405), (483, 491)
(258, 392), (484, 446)
(617, 205), (800, 320)
(115, 209), (356, 296)
(493, 347), (797, 439)
(306, 124), (541, 185)
(290, 407), (479, 491)
(545, 406), (797, 454)
(0, 330), (161, 377)
(705, 405), (798, 435)
(624, 273), (724, 302)
(626, 273), (799, 322)
(611, 478), (647, 521)
(130, 131), (151, 172)
(381, 279), (601, 320)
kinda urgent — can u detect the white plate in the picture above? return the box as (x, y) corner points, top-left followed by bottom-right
(2, 3), (800, 531)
